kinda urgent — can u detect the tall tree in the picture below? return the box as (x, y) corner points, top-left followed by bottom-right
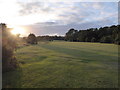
(65, 28), (78, 41)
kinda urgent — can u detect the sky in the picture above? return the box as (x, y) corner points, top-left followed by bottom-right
(0, 0), (119, 36)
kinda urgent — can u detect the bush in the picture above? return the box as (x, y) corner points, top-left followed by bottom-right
(27, 33), (37, 44)
(2, 24), (18, 72)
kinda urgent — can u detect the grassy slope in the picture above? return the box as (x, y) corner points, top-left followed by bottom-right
(3, 41), (118, 88)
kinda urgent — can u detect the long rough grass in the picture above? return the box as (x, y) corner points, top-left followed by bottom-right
(3, 41), (118, 88)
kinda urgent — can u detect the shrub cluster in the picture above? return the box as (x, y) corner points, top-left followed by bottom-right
(27, 33), (38, 44)
(2, 23), (18, 72)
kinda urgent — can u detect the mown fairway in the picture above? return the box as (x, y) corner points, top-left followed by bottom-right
(3, 41), (118, 88)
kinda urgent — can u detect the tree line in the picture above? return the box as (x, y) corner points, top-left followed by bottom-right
(23, 35), (64, 44)
(24, 24), (120, 45)
(37, 36), (64, 41)
(65, 25), (120, 44)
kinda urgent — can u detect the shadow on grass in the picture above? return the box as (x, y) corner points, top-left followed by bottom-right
(2, 67), (23, 88)
(39, 44), (117, 62)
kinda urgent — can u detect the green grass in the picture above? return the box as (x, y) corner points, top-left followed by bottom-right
(3, 41), (118, 88)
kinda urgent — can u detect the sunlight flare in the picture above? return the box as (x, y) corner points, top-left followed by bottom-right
(11, 27), (26, 36)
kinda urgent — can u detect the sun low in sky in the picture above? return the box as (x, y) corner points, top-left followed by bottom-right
(11, 27), (26, 37)
(0, 0), (118, 36)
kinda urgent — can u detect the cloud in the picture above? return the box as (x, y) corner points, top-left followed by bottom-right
(35, 21), (59, 26)
(16, 2), (118, 36)
(18, 2), (53, 15)
(18, 2), (117, 26)
(23, 15), (117, 37)
(16, 0), (119, 3)
(44, 33), (60, 36)
(0, 0), (118, 36)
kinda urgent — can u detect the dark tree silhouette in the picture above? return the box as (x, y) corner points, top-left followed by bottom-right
(2, 23), (18, 72)
(37, 35), (64, 41)
(65, 25), (120, 44)
(91, 37), (96, 42)
(100, 36), (113, 43)
(27, 33), (37, 44)
(65, 28), (78, 41)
